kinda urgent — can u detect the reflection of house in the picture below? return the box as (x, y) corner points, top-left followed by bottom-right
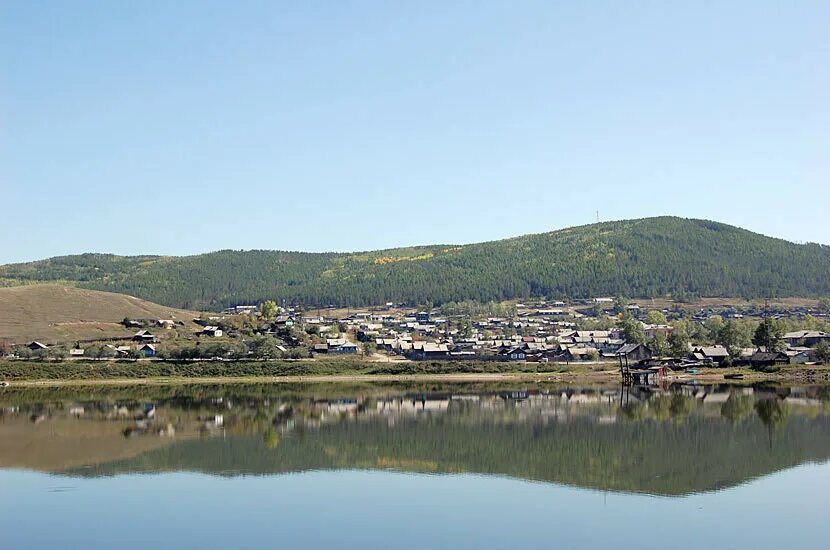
(377, 397), (450, 414)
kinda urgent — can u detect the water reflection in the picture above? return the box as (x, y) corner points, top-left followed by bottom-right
(1, 382), (829, 496)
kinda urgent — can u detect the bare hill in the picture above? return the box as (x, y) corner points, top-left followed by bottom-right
(0, 284), (201, 344)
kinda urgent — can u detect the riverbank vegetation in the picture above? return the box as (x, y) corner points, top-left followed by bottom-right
(0, 358), (577, 381)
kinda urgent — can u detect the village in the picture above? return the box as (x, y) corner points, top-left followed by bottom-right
(7, 296), (830, 372)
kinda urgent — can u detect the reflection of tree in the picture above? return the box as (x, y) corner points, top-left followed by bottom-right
(650, 396), (672, 421)
(621, 394), (697, 423)
(756, 399), (789, 430)
(621, 402), (646, 421)
(669, 394), (696, 422)
(721, 393), (755, 424)
(756, 398), (790, 449)
(263, 429), (280, 449)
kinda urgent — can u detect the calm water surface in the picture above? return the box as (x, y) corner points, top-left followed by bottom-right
(1, 382), (829, 549)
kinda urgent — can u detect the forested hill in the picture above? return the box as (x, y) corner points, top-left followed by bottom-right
(1, 217), (828, 310)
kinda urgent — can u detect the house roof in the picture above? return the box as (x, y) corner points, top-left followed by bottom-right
(694, 345), (729, 358)
(784, 330), (829, 339)
(616, 343), (643, 355)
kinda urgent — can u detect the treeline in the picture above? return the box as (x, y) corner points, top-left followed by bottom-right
(2, 217), (830, 309)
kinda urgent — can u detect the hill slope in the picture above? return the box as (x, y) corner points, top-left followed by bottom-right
(0, 285), (200, 343)
(1, 217), (829, 309)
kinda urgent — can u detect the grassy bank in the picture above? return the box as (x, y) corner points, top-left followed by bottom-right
(2, 359), (828, 387)
(0, 358), (582, 382)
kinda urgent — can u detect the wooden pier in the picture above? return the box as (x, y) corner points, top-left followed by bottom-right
(619, 353), (667, 386)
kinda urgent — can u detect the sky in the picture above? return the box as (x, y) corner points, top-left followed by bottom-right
(1, 1), (828, 263)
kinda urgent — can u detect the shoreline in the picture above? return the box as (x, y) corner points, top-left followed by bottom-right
(4, 368), (827, 388)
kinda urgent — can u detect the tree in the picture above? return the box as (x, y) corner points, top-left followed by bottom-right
(818, 297), (830, 314)
(362, 341), (377, 357)
(752, 318), (784, 352)
(227, 340), (250, 360)
(87, 344), (116, 359)
(646, 310), (667, 325)
(252, 335), (281, 359)
(259, 300), (278, 322)
(668, 323), (690, 358)
(618, 312), (645, 344)
(47, 346), (68, 360)
(717, 320), (751, 357)
(648, 333), (669, 357)
(457, 318), (473, 339)
(704, 315), (725, 344)
(814, 341), (830, 364)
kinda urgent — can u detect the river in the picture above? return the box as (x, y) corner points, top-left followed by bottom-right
(1, 381), (828, 548)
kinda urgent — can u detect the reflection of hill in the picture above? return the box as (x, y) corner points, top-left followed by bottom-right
(0, 417), (180, 470)
(65, 413), (830, 496)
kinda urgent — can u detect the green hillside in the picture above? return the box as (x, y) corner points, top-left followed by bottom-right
(2, 216), (829, 309)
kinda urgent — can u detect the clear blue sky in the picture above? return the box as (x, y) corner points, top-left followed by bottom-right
(2, 1), (828, 263)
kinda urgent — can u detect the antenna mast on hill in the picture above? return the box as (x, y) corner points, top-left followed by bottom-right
(596, 210), (600, 223)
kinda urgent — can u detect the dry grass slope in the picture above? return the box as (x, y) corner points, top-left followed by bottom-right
(0, 284), (202, 344)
